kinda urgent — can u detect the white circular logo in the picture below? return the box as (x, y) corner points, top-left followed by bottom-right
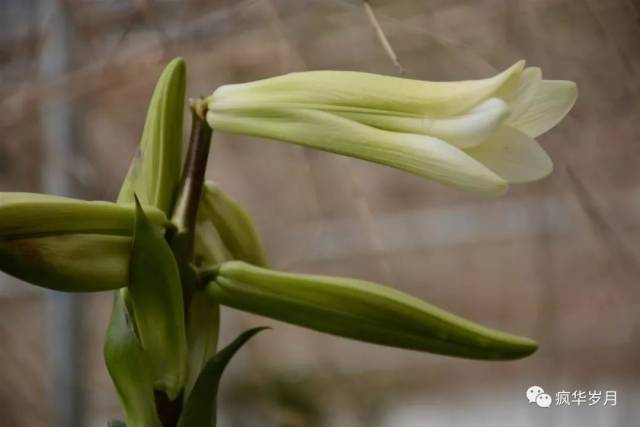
(526, 385), (545, 404)
(536, 393), (552, 408)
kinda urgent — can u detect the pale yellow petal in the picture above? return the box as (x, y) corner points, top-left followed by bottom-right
(508, 80), (577, 137)
(207, 107), (507, 195)
(330, 97), (509, 149)
(465, 126), (552, 183)
(211, 61), (525, 116)
(429, 98), (510, 148)
(495, 67), (542, 119)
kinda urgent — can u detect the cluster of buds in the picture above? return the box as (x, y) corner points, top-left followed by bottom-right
(0, 58), (575, 426)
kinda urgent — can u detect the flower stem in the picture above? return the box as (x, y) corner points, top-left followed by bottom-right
(160, 99), (213, 426)
(171, 98), (213, 260)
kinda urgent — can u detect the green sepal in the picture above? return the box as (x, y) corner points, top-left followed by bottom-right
(184, 291), (220, 400)
(128, 197), (187, 399)
(206, 261), (537, 360)
(104, 289), (162, 427)
(178, 327), (268, 427)
(196, 182), (269, 267)
(117, 58), (186, 214)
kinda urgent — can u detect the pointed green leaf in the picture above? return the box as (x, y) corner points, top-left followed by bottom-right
(104, 290), (162, 427)
(184, 291), (220, 400)
(128, 197), (187, 399)
(206, 262), (537, 360)
(178, 327), (268, 427)
(196, 182), (269, 267)
(117, 58), (186, 214)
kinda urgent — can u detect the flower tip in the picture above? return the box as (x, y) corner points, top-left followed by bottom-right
(167, 56), (186, 70)
(558, 80), (578, 109)
(476, 175), (509, 196)
(485, 333), (538, 360)
(568, 80), (578, 102)
(503, 338), (538, 360)
(493, 180), (509, 196)
(512, 60), (526, 73)
(514, 337), (538, 358)
(543, 159), (555, 179)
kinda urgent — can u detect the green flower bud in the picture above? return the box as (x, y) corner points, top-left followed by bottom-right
(206, 261), (537, 360)
(117, 57), (186, 214)
(196, 182), (268, 267)
(106, 58), (188, 416)
(0, 192), (166, 292)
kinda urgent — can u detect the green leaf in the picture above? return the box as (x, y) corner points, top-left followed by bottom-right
(184, 291), (220, 400)
(104, 290), (162, 427)
(128, 197), (187, 399)
(206, 261), (537, 360)
(117, 58), (186, 214)
(196, 182), (269, 267)
(178, 327), (268, 427)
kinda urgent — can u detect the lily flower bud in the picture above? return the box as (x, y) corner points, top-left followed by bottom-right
(0, 192), (167, 292)
(117, 57), (186, 214)
(205, 261), (537, 360)
(106, 58), (188, 413)
(196, 182), (269, 267)
(206, 62), (576, 194)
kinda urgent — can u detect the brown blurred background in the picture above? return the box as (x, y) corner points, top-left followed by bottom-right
(1, 0), (639, 426)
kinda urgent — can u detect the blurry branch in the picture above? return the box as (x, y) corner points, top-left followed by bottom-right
(261, 0), (306, 70)
(100, 13), (141, 70)
(338, 156), (396, 283)
(0, 0), (258, 132)
(321, 0), (496, 72)
(135, 0), (171, 52)
(566, 165), (640, 276)
(362, 0), (404, 74)
(101, 0), (170, 69)
(260, 0), (324, 215)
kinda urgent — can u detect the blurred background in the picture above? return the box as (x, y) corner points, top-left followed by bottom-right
(1, 0), (639, 426)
